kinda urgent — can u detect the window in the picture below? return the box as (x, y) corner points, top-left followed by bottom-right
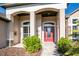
(47, 27), (51, 37)
(72, 32), (79, 40)
(22, 22), (30, 37)
(44, 22), (55, 38)
(73, 26), (78, 30)
(73, 32), (77, 37)
(44, 23), (54, 26)
(73, 19), (77, 24)
(72, 18), (79, 40)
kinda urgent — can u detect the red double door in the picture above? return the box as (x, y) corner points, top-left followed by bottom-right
(44, 26), (54, 42)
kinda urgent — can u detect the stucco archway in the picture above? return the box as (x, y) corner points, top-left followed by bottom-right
(34, 8), (59, 43)
(10, 11), (30, 45)
(35, 8), (59, 14)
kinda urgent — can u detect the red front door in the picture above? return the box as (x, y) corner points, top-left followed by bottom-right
(44, 26), (54, 42)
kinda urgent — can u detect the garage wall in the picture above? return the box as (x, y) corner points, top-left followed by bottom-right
(0, 20), (8, 48)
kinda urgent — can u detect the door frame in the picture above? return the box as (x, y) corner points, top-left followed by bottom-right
(21, 20), (30, 43)
(43, 21), (56, 42)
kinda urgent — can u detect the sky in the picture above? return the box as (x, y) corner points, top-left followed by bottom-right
(0, 7), (6, 14)
(65, 3), (79, 15)
(0, 3), (79, 14)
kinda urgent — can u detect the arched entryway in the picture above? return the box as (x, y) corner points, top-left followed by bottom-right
(35, 8), (58, 43)
(43, 21), (56, 42)
(11, 11), (30, 45)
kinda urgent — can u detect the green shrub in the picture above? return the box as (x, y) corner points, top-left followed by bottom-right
(64, 48), (73, 56)
(65, 41), (79, 56)
(23, 35), (42, 53)
(65, 47), (79, 56)
(57, 37), (72, 54)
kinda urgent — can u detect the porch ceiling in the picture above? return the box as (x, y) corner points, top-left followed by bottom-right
(17, 13), (29, 16)
(14, 11), (57, 16)
(37, 11), (57, 17)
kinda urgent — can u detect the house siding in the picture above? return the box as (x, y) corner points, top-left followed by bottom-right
(67, 10), (79, 39)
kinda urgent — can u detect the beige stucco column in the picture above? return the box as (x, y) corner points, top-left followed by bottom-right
(8, 14), (14, 47)
(59, 9), (65, 38)
(37, 14), (42, 40)
(30, 11), (36, 36)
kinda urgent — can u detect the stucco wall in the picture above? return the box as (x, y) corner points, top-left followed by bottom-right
(12, 15), (30, 44)
(65, 19), (68, 37)
(42, 16), (56, 22)
(0, 20), (8, 48)
(13, 16), (20, 44)
(36, 14), (42, 40)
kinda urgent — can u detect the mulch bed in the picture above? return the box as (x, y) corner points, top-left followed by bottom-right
(0, 47), (42, 56)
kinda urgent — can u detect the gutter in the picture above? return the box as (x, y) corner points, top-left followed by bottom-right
(0, 13), (10, 22)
